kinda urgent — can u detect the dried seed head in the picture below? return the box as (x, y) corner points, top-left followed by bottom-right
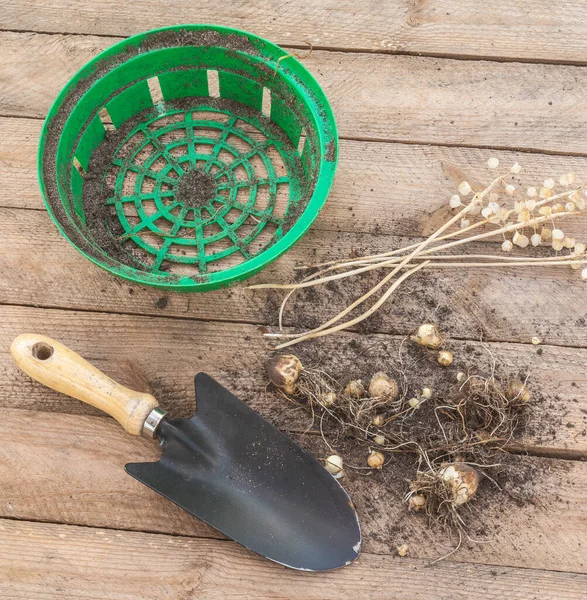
(396, 544), (409, 557)
(552, 238), (564, 251)
(449, 194), (462, 209)
(531, 336), (541, 345)
(420, 387), (432, 399)
(538, 206), (552, 217)
(460, 218), (470, 229)
(582, 268), (587, 281)
(368, 372), (399, 400)
(539, 187), (552, 199)
(408, 494), (427, 512)
(510, 162), (522, 174)
(487, 157), (499, 169)
(266, 355), (303, 395)
(564, 237), (576, 249)
(543, 178), (555, 190)
(373, 434), (386, 446)
(411, 323), (444, 349)
(501, 239), (513, 252)
(552, 203), (565, 213)
(513, 231), (529, 248)
(344, 379), (366, 399)
(458, 181), (472, 195)
(530, 233), (542, 247)
(552, 229), (565, 240)
(367, 450), (385, 469)
(541, 227), (552, 241)
(565, 202), (576, 212)
(437, 350), (454, 366)
(439, 463), (480, 506)
(324, 454), (343, 476)
(526, 186), (537, 198)
(574, 242), (586, 255)
(456, 371), (466, 382)
(525, 199), (537, 211)
(505, 184), (516, 196)
(506, 379), (531, 402)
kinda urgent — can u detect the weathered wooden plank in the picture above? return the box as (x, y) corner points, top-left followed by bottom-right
(2, 408), (586, 573)
(0, 518), (585, 599)
(0, 305), (585, 452)
(2, 205), (586, 349)
(4, 32), (587, 153)
(3, 0), (587, 63)
(4, 116), (587, 235)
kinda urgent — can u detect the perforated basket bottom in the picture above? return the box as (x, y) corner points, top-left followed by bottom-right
(80, 98), (307, 282)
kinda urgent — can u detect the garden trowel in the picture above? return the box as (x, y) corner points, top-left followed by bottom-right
(10, 334), (361, 571)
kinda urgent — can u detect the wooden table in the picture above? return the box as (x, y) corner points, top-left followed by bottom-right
(1, 2), (586, 598)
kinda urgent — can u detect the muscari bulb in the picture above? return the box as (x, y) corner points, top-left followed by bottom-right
(367, 450), (385, 469)
(437, 350), (453, 366)
(411, 323), (443, 349)
(266, 355), (303, 395)
(368, 372), (399, 400)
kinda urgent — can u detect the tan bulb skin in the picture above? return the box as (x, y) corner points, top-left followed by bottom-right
(11, 334), (161, 436)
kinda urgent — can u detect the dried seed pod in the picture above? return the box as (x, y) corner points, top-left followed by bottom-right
(324, 454), (343, 476)
(344, 379), (366, 399)
(368, 372), (399, 400)
(411, 324), (444, 349)
(408, 494), (427, 512)
(439, 462), (480, 506)
(437, 350), (453, 367)
(266, 355), (303, 395)
(373, 434), (386, 446)
(420, 387), (432, 399)
(505, 379), (531, 402)
(396, 544), (409, 557)
(367, 450), (385, 469)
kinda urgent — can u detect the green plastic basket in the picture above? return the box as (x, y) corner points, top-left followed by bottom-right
(39, 25), (338, 290)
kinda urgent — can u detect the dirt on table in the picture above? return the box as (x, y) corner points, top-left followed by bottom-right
(227, 320), (571, 562)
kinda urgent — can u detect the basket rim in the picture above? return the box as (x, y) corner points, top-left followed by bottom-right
(38, 23), (338, 291)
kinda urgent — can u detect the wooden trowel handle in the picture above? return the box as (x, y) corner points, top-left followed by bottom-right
(11, 333), (162, 436)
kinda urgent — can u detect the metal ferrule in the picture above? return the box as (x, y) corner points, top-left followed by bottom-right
(143, 407), (167, 438)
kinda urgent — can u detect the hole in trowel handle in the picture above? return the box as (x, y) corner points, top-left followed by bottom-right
(32, 342), (54, 361)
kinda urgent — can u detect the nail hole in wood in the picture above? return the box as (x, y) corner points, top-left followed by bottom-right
(32, 342), (54, 361)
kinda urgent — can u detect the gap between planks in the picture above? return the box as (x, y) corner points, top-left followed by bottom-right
(0, 516), (586, 598)
(7, 25), (587, 69)
(8, 32), (587, 154)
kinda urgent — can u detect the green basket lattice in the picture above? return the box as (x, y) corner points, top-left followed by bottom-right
(39, 25), (338, 290)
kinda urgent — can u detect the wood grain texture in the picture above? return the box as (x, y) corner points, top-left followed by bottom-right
(1, 305), (585, 452)
(4, 32), (587, 153)
(2, 408), (586, 573)
(4, 115), (587, 234)
(0, 518), (586, 599)
(3, 0), (587, 63)
(2, 205), (587, 349)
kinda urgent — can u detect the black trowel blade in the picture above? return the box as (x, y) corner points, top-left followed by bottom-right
(125, 373), (361, 571)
